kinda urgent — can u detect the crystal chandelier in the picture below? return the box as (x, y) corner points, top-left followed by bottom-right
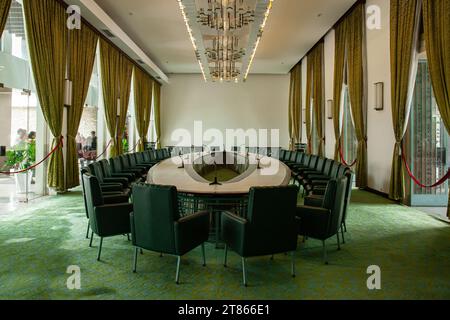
(197, 0), (255, 31)
(206, 36), (245, 82)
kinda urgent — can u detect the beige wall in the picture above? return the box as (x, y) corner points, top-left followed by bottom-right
(299, 0), (392, 194)
(161, 74), (290, 148)
(160, 0), (393, 194)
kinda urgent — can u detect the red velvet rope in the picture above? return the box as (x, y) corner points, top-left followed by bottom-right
(0, 136), (64, 175)
(95, 139), (112, 161)
(401, 144), (450, 188)
(339, 145), (357, 167)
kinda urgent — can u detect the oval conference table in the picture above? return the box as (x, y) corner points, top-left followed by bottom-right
(147, 151), (291, 195)
(147, 151), (292, 247)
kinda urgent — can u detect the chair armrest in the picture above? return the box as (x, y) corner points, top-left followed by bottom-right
(101, 185), (123, 192)
(93, 203), (132, 237)
(102, 177), (129, 188)
(103, 194), (129, 204)
(174, 211), (210, 255)
(304, 195), (324, 207)
(221, 212), (247, 256)
(296, 206), (330, 239)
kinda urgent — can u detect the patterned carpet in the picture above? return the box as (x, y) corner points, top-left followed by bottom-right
(0, 188), (449, 300)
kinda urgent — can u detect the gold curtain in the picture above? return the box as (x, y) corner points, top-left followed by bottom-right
(23, 0), (67, 191)
(305, 55), (314, 153)
(0, 0), (11, 35)
(65, 25), (98, 189)
(288, 64), (302, 150)
(313, 42), (325, 157)
(333, 20), (347, 161)
(347, 3), (368, 188)
(389, 0), (421, 200)
(134, 67), (153, 152)
(116, 56), (133, 155)
(99, 39), (121, 157)
(153, 82), (162, 149)
(422, 0), (450, 217)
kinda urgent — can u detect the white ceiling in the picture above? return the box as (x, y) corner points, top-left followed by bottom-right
(93, 0), (357, 75)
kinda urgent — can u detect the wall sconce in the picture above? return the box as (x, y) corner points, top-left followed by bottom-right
(327, 99), (333, 119)
(374, 82), (384, 111)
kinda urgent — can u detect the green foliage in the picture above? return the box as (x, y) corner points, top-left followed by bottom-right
(2, 140), (36, 171)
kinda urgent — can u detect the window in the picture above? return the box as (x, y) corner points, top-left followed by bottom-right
(408, 58), (449, 206)
(78, 48), (100, 163)
(0, 0), (44, 202)
(341, 85), (358, 164)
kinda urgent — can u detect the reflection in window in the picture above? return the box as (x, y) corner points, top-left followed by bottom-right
(409, 60), (449, 198)
(341, 86), (357, 164)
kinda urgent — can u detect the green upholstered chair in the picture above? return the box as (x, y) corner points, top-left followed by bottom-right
(109, 156), (142, 180)
(296, 177), (347, 264)
(119, 155), (147, 176)
(130, 184), (210, 284)
(221, 185), (299, 287)
(80, 169), (129, 241)
(83, 174), (132, 261)
(99, 159), (135, 183)
(88, 162), (129, 189)
(304, 170), (354, 243)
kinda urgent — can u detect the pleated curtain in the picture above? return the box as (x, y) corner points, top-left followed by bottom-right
(0, 0), (11, 35)
(313, 42), (325, 157)
(116, 57), (133, 155)
(100, 39), (133, 157)
(422, 0), (450, 217)
(305, 55), (314, 153)
(23, 0), (67, 191)
(134, 67), (153, 152)
(65, 25), (98, 190)
(99, 39), (121, 157)
(347, 3), (368, 188)
(288, 64), (302, 150)
(153, 82), (162, 149)
(389, 0), (421, 201)
(333, 20), (347, 161)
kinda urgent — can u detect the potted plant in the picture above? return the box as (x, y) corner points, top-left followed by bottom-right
(1, 140), (35, 194)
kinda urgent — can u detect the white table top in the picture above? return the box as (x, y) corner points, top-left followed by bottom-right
(147, 152), (291, 195)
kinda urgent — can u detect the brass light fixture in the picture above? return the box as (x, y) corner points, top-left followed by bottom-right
(178, 0), (274, 83)
(197, 0), (255, 31)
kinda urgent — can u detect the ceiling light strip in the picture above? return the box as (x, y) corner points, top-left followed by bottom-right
(177, 0), (207, 82)
(243, 0), (274, 81)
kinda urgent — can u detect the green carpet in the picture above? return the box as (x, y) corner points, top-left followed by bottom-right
(0, 189), (449, 300)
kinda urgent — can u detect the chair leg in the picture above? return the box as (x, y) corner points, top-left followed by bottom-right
(97, 237), (103, 261)
(337, 232), (341, 251)
(85, 223), (90, 239)
(127, 234), (131, 241)
(133, 247), (138, 273)
(291, 251), (296, 278)
(89, 231), (94, 247)
(224, 245), (228, 267)
(270, 255), (274, 260)
(344, 221), (347, 232)
(341, 225), (346, 244)
(140, 248), (144, 255)
(175, 256), (181, 285)
(242, 257), (248, 287)
(322, 240), (328, 265)
(201, 243), (206, 267)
